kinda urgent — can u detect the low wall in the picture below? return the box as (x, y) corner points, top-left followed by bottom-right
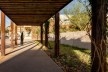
(49, 31), (91, 49)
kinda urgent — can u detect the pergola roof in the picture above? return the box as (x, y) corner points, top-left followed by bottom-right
(0, 0), (71, 26)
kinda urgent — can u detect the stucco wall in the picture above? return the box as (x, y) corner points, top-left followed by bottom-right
(49, 31), (91, 49)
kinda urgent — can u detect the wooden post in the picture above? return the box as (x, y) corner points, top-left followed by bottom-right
(20, 26), (21, 33)
(40, 24), (43, 44)
(11, 21), (14, 48)
(54, 13), (60, 57)
(1, 11), (5, 56)
(91, 0), (107, 72)
(31, 26), (35, 40)
(31, 26), (33, 40)
(15, 24), (17, 45)
(45, 21), (49, 47)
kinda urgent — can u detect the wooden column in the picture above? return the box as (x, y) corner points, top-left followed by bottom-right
(91, 0), (107, 72)
(31, 26), (35, 40)
(1, 11), (5, 56)
(20, 26), (21, 33)
(40, 24), (43, 44)
(11, 21), (14, 48)
(15, 24), (17, 45)
(54, 13), (60, 57)
(45, 21), (49, 47)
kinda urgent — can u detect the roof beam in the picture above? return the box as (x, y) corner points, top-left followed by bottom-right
(0, 0), (69, 3)
(0, 0), (72, 26)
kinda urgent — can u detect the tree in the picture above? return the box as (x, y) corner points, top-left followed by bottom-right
(63, 0), (91, 31)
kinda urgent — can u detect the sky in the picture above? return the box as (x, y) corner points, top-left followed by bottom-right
(60, 0), (77, 14)
(0, 0), (89, 27)
(0, 10), (11, 27)
(60, 0), (90, 14)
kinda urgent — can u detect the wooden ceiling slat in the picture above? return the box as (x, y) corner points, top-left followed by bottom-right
(0, 3), (64, 8)
(0, 9), (58, 15)
(16, 21), (42, 23)
(17, 23), (41, 26)
(0, 0), (71, 26)
(0, 0), (69, 3)
(11, 19), (40, 26)
(8, 15), (50, 18)
(9, 15), (50, 24)
(10, 18), (49, 22)
(0, 2), (65, 4)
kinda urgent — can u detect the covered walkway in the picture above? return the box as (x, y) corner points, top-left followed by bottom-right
(0, 0), (107, 72)
(0, 40), (63, 72)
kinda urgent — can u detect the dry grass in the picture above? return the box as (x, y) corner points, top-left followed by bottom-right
(38, 40), (108, 72)
(44, 41), (91, 72)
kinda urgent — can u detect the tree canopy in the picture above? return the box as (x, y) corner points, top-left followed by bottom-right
(63, 0), (91, 31)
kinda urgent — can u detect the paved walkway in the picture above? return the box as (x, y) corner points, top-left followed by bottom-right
(0, 41), (63, 72)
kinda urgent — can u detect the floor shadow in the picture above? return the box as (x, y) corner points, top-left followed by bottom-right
(0, 42), (63, 72)
(6, 42), (39, 55)
(0, 44), (36, 65)
(15, 40), (36, 48)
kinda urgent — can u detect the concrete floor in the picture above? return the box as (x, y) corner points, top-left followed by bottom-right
(0, 41), (63, 72)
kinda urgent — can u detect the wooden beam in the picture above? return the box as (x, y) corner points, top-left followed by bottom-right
(40, 24), (43, 44)
(0, 0), (72, 26)
(17, 23), (41, 26)
(45, 21), (49, 47)
(31, 26), (33, 40)
(1, 11), (5, 56)
(11, 21), (14, 48)
(0, 1), (68, 3)
(15, 24), (17, 45)
(91, 0), (107, 72)
(54, 13), (60, 57)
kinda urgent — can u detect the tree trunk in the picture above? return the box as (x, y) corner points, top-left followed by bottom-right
(91, 0), (107, 72)
(45, 21), (49, 47)
(54, 13), (60, 57)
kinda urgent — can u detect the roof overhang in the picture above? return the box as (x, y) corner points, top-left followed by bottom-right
(0, 0), (72, 26)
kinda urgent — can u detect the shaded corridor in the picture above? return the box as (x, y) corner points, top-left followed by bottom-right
(0, 41), (63, 72)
